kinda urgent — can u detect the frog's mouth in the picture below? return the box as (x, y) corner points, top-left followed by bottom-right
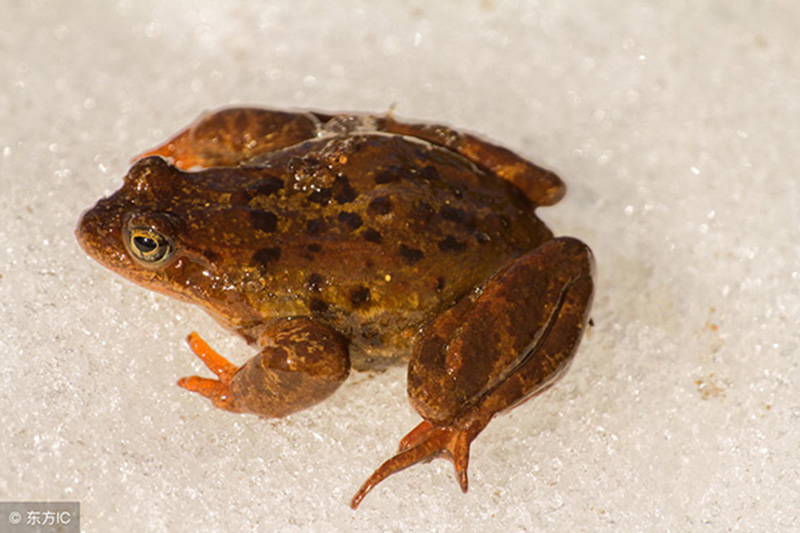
(76, 200), (129, 274)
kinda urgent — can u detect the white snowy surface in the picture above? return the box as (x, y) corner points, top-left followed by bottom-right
(1, 1), (799, 531)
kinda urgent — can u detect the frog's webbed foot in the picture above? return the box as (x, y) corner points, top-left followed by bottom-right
(178, 318), (350, 418)
(351, 421), (474, 509)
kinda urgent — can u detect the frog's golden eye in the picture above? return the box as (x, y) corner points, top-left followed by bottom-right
(127, 227), (173, 264)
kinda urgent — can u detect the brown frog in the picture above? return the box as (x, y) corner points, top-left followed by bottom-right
(76, 107), (594, 509)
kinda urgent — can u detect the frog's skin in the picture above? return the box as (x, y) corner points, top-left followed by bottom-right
(76, 107), (594, 509)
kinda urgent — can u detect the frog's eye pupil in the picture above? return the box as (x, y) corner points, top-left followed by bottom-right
(128, 227), (173, 264)
(133, 235), (157, 254)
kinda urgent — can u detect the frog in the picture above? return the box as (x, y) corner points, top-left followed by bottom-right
(76, 107), (595, 509)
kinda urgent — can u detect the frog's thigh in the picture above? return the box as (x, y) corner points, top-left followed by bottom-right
(230, 317), (350, 417)
(137, 107), (321, 168)
(375, 116), (565, 206)
(408, 237), (594, 428)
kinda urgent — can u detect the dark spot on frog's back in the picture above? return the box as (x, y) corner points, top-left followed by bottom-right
(419, 165), (439, 181)
(440, 205), (461, 222)
(333, 174), (358, 204)
(307, 273), (324, 292)
(308, 188), (332, 206)
(252, 247), (281, 266)
(307, 218), (327, 235)
(350, 286), (371, 306)
(249, 210), (278, 233)
(440, 205), (474, 229)
(309, 298), (329, 317)
(438, 235), (467, 252)
(410, 201), (435, 225)
(363, 228), (382, 243)
(368, 196), (392, 216)
(373, 166), (403, 184)
(337, 211), (363, 230)
(254, 177), (284, 197)
(399, 244), (424, 264)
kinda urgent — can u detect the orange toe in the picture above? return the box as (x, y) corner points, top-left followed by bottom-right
(351, 422), (473, 509)
(177, 333), (241, 412)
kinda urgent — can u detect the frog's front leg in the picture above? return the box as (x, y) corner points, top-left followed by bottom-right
(178, 317), (349, 417)
(351, 237), (594, 508)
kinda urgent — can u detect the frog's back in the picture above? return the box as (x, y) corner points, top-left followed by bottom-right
(232, 133), (551, 368)
(163, 132), (552, 369)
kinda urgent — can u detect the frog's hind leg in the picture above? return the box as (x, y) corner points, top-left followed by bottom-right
(351, 237), (594, 508)
(373, 115), (566, 206)
(178, 317), (350, 418)
(135, 108), (325, 170)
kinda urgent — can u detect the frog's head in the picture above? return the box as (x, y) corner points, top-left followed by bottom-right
(76, 156), (267, 325)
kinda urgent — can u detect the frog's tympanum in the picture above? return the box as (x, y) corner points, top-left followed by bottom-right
(76, 107), (594, 508)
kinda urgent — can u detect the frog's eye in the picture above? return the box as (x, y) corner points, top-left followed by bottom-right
(127, 227), (174, 265)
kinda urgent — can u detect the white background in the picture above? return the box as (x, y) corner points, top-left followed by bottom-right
(1, 1), (798, 531)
